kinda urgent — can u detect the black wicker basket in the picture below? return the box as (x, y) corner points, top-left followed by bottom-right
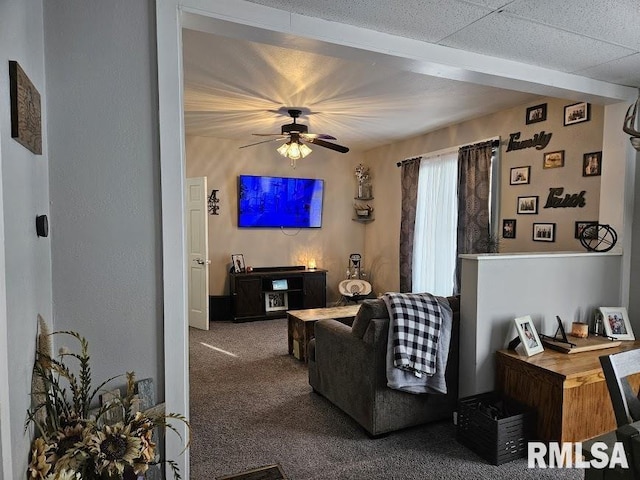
(456, 391), (536, 465)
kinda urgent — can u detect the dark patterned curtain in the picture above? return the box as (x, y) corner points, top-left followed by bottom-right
(454, 142), (493, 293)
(399, 157), (421, 292)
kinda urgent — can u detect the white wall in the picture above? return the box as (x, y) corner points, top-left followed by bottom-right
(44, 0), (164, 400)
(0, 1), (52, 478)
(459, 252), (622, 397)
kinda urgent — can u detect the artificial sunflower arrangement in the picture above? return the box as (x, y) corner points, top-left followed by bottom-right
(26, 324), (189, 480)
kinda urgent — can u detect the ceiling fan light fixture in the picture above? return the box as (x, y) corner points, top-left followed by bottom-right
(299, 142), (312, 157)
(277, 140), (312, 163)
(276, 142), (290, 156)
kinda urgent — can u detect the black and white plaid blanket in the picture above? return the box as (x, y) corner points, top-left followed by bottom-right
(382, 292), (443, 377)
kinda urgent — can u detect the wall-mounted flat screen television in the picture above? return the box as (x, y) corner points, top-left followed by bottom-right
(237, 175), (324, 228)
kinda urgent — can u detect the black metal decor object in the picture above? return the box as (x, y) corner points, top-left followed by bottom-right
(208, 189), (220, 215)
(579, 224), (617, 252)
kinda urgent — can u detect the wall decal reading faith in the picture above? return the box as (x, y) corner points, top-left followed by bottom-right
(544, 187), (586, 208)
(506, 131), (552, 152)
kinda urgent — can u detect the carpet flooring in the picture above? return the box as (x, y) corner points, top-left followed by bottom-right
(189, 318), (584, 479)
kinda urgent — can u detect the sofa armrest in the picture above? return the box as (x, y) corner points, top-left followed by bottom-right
(308, 319), (351, 363)
(314, 319), (373, 365)
(311, 317), (389, 393)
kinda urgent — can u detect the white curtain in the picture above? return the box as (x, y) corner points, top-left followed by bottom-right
(412, 151), (458, 296)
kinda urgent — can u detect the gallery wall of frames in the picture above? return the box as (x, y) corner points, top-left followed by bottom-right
(499, 97), (604, 252)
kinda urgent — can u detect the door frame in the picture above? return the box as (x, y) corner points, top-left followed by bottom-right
(155, 2), (635, 477)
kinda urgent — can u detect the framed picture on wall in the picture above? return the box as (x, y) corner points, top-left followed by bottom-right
(502, 219), (516, 239)
(543, 150), (565, 169)
(532, 223), (555, 242)
(575, 221), (598, 239)
(583, 151), (602, 177)
(525, 103), (547, 124)
(564, 101), (590, 126)
(9, 60), (42, 155)
(517, 196), (538, 214)
(510, 166), (530, 185)
(514, 315), (544, 356)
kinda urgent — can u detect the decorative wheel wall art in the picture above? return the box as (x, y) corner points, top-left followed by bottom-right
(579, 224), (617, 252)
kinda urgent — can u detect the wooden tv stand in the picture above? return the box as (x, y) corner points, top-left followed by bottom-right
(229, 266), (326, 322)
(496, 342), (640, 443)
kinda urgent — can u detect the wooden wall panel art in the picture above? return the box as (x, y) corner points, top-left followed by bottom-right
(9, 60), (42, 154)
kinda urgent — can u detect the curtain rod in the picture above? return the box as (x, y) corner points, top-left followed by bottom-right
(396, 156), (422, 168)
(396, 138), (500, 167)
(458, 139), (500, 151)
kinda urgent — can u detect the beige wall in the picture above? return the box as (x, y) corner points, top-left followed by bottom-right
(185, 136), (365, 303)
(364, 97), (604, 294)
(186, 98), (604, 301)
(499, 98), (603, 252)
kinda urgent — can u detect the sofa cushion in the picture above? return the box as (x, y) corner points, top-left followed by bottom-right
(445, 295), (459, 314)
(351, 298), (389, 338)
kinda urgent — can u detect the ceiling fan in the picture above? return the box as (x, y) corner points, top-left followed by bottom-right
(239, 109), (349, 163)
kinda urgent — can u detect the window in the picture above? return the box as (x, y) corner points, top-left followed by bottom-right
(412, 151), (458, 296)
(411, 144), (499, 296)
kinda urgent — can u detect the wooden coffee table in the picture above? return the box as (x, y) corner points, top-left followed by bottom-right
(287, 305), (360, 363)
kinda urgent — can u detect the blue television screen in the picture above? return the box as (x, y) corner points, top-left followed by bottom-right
(238, 175), (324, 228)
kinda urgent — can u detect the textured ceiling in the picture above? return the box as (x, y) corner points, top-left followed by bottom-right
(182, 0), (640, 152)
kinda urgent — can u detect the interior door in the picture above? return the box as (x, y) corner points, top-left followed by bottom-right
(186, 177), (209, 330)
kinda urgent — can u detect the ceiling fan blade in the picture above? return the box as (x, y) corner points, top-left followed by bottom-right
(239, 137), (287, 149)
(252, 133), (287, 137)
(301, 133), (336, 141)
(308, 137), (349, 153)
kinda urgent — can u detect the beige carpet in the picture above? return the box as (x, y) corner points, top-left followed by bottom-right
(188, 318), (583, 480)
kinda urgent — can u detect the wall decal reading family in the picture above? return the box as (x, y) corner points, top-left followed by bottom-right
(506, 131), (552, 152)
(544, 187), (586, 208)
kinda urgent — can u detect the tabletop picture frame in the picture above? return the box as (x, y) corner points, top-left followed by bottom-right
(265, 291), (288, 312)
(514, 315), (544, 356)
(598, 307), (635, 341)
(231, 253), (245, 273)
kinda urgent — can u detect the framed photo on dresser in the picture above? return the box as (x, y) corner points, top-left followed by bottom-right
(598, 307), (634, 341)
(231, 253), (245, 273)
(514, 315), (544, 356)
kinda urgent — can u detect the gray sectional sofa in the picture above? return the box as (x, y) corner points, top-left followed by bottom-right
(308, 295), (460, 437)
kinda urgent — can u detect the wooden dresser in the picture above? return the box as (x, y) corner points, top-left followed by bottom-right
(496, 342), (640, 443)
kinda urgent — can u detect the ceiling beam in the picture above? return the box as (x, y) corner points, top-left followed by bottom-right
(181, 0), (637, 104)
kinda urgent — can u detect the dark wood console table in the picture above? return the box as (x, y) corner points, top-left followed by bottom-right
(496, 342), (640, 443)
(230, 267), (326, 322)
